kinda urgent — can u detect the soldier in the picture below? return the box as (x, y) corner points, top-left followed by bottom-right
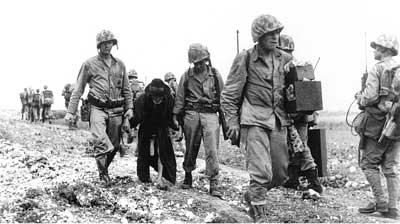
(172, 43), (224, 198)
(164, 72), (178, 97)
(131, 78), (178, 188)
(19, 88), (28, 120)
(32, 89), (41, 122)
(355, 34), (400, 219)
(164, 72), (185, 155)
(221, 14), (292, 222)
(41, 85), (54, 124)
(26, 88), (34, 122)
(128, 69), (145, 101)
(278, 34), (323, 194)
(64, 30), (133, 187)
(62, 84), (78, 129)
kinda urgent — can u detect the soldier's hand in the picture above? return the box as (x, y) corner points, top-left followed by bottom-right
(227, 124), (240, 142)
(172, 115), (179, 129)
(64, 113), (75, 123)
(122, 117), (131, 133)
(124, 109), (133, 120)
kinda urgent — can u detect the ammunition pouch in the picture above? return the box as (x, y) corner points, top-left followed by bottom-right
(88, 93), (125, 109)
(185, 102), (219, 113)
(80, 98), (90, 122)
(355, 107), (386, 139)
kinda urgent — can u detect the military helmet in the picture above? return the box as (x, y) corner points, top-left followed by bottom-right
(371, 34), (399, 56)
(278, 34), (295, 51)
(164, 72), (176, 82)
(96, 30), (118, 49)
(128, 69), (138, 79)
(43, 85), (48, 89)
(251, 14), (284, 43)
(188, 43), (210, 64)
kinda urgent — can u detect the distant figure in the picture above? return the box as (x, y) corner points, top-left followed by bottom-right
(19, 88), (28, 120)
(355, 34), (400, 219)
(131, 78), (178, 188)
(31, 89), (41, 122)
(64, 30), (133, 187)
(62, 84), (78, 129)
(164, 72), (185, 155)
(41, 85), (54, 124)
(26, 88), (34, 122)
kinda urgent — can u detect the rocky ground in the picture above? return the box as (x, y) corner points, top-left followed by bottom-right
(0, 109), (399, 223)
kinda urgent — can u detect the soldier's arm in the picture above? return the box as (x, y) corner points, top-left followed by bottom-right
(67, 62), (90, 114)
(173, 72), (187, 115)
(213, 68), (224, 93)
(121, 64), (134, 111)
(221, 51), (248, 127)
(359, 65), (381, 107)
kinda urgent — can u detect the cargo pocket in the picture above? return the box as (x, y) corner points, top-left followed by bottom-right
(364, 114), (386, 139)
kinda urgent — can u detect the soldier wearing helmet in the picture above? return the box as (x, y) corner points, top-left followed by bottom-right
(172, 43), (224, 198)
(19, 88), (29, 120)
(41, 85), (54, 123)
(164, 72), (185, 156)
(64, 30), (133, 187)
(221, 14), (292, 222)
(277, 34), (323, 195)
(356, 34), (400, 219)
(127, 69), (145, 102)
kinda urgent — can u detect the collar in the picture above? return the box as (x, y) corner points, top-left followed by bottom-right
(188, 66), (213, 77)
(251, 45), (282, 62)
(97, 54), (117, 65)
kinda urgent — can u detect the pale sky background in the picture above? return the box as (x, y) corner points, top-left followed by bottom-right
(1, 0), (399, 111)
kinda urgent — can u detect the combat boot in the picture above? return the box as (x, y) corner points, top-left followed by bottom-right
(283, 165), (300, 190)
(96, 159), (111, 187)
(358, 201), (388, 213)
(303, 168), (323, 194)
(181, 172), (192, 189)
(210, 179), (222, 199)
(382, 208), (399, 219)
(243, 191), (255, 220)
(252, 204), (268, 223)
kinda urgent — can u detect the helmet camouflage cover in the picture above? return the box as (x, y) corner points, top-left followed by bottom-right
(96, 30), (118, 48)
(278, 34), (295, 51)
(188, 43), (210, 64)
(164, 72), (176, 82)
(371, 34), (399, 56)
(128, 69), (138, 78)
(251, 14), (284, 43)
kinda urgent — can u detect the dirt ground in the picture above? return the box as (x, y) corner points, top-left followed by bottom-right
(0, 110), (399, 223)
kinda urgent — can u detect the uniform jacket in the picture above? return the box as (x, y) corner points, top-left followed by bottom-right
(68, 54), (133, 114)
(221, 45), (293, 130)
(173, 66), (224, 115)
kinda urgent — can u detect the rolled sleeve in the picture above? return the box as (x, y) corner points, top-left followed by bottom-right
(221, 51), (248, 127)
(360, 65), (380, 107)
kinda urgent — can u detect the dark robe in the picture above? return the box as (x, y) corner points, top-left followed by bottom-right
(131, 84), (178, 184)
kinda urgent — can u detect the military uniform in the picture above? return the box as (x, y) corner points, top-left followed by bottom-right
(41, 86), (53, 123)
(278, 34), (323, 193)
(221, 14), (291, 222)
(357, 34), (400, 219)
(67, 30), (133, 186)
(173, 43), (224, 197)
(19, 89), (28, 120)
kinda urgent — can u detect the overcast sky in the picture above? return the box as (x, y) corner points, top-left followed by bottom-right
(1, 0), (399, 111)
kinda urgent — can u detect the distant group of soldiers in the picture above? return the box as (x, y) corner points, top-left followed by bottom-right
(50, 12), (400, 222)
(19, 85), (54, 123)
